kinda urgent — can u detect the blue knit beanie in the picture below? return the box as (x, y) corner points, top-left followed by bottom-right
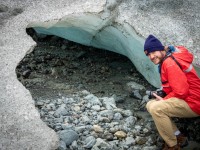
(144, 35), (164, 55)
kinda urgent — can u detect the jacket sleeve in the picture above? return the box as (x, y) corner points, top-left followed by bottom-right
(163, 61), (189, 100)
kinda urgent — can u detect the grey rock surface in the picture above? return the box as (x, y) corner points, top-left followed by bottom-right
(59, 130), (79, 146)
(0, 0), (200, 149)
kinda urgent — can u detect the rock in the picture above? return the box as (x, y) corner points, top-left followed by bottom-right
(125, 137), (135, 146)
(121, 110), (133, 117)
(127, 81), (145, 91)
(81, 90), (90, 96)
(112, 94), (126, 103)
(35, 101), (44, 106)
(97, 116), (111, 123)
(101, 97), (117, 110)
(129, 89), (142, 99)
(54, 118), (63, 123)
(70, 140), (78, 150)
(114, 131), (127, 138)
(55, 105), (69, 116)
(135, 136), (147, 145)
(108, 140), (119, 150)
(92, 138), (112, 150)
(81, 115), (90, 124)
(22, 69), (31, 78)
(104, 133), (114, 141)
(84, 94), (102, 106)
(134, 125), (142, 132)
(124, 116), (137, 127)
(61, 123), (74, 130)
(73, 105), (81, 111)
(59, 130), (79, 146)
(74, 126), (86, 133)
(83, 136), (96, 148)
(58, 140), (67, 150)
(113, 112), (123, 120)
(93, 125), (103, 133)
(91, 105), (101, 111)
(99, 110), (114, 120)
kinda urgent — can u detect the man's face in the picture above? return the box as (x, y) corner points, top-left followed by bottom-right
(145, 51), (164, 65)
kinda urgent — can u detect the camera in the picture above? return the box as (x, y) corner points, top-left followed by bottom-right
(146, 90), (166, 99)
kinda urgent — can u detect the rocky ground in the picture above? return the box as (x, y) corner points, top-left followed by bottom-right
(16, 32), (200, 150)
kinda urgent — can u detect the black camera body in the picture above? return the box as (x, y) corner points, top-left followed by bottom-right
(146, 90), (166, 99)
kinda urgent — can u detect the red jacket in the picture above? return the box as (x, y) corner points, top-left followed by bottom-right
(161, 46), (200, 115)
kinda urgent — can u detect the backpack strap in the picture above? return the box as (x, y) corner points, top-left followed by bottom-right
(159, 53), (182, 84)
(159, 54), (182, 73)
(169, 55), (182, 70)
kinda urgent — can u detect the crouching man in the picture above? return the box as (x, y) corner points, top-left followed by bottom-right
(144, 35), (200, 150)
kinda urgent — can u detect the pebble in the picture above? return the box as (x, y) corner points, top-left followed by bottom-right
(93, 125), (103, 133)
(114, 131), (127, 138)
(83, 136), (96, 148)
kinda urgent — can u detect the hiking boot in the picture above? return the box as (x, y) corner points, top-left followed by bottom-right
(162, 142), (168, 150)
(176, 134), (189, 148)
(162, 143), (180, 150)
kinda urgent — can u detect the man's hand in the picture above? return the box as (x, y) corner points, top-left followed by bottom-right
(152, 92), (163, 101)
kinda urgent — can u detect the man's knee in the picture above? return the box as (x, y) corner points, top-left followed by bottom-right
(146, 101), (162, 115)
(146, 100), (156, 113)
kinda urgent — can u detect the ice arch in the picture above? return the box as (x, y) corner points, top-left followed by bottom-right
(28, 13), (161, 88)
